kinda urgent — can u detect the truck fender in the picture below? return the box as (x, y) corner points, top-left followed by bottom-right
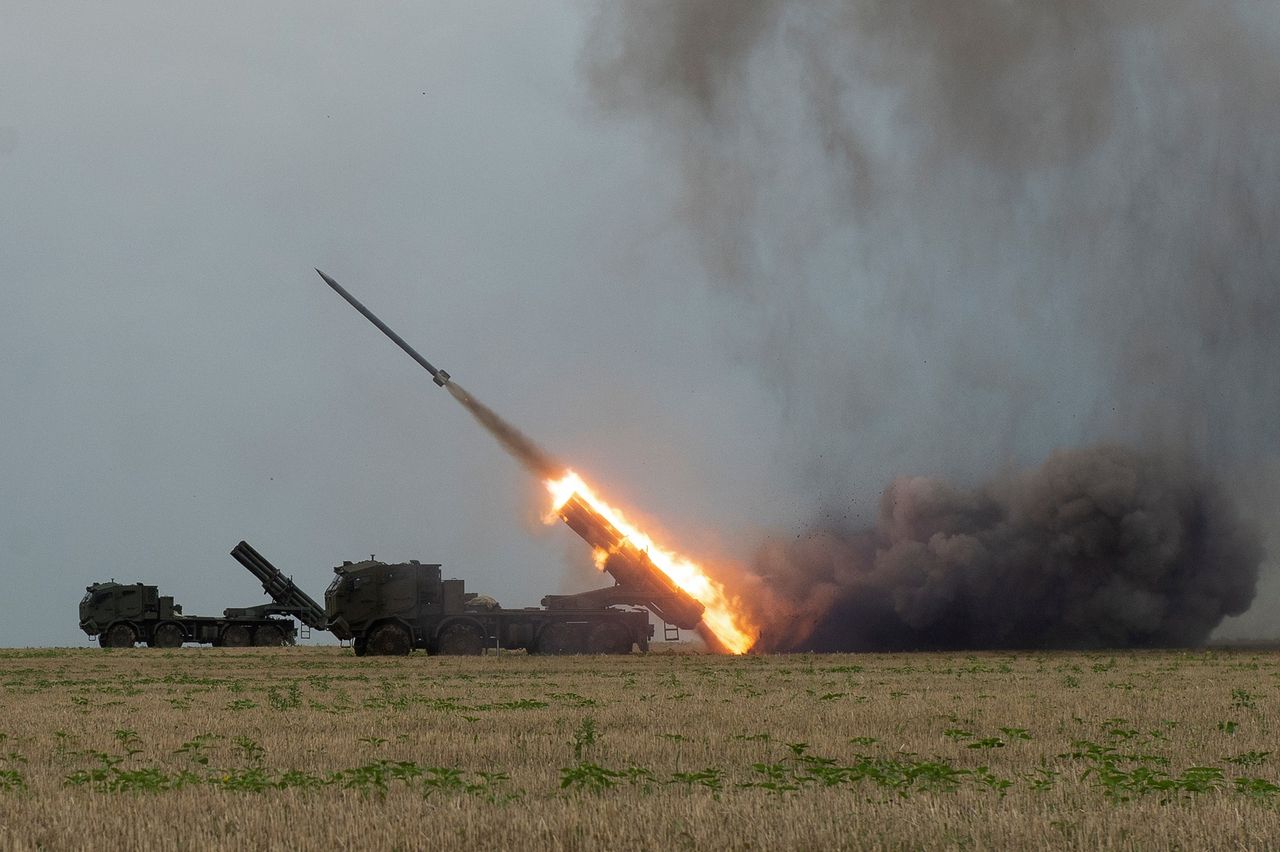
(363, 617), (416, 643)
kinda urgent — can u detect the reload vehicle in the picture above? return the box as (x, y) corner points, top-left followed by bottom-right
(78, 541), (327, 648)
(324, 556), (653, 656)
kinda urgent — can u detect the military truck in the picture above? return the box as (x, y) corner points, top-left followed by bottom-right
(79, 542), (327, 648)
(324, 556), (652, 656)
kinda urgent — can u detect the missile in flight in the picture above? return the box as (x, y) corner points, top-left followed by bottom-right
(314, 268), (451, 387)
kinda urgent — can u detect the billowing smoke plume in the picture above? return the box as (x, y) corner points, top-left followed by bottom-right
(585, 2), (1279, 646)
(750, 445), (1261, 651)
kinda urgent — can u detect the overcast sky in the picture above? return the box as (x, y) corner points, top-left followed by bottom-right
(3, 2), (1276, 647)
(2, 2), (800, 646)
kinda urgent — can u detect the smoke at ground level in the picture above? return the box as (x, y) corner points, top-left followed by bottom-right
(747, 445), (1264, 652)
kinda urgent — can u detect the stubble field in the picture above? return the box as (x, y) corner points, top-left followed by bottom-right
(0, 646), (1277, 850)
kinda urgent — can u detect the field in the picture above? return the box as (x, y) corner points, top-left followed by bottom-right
(1, 647), (1278, 850)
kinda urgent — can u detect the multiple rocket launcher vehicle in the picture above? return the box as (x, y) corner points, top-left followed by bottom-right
(79, 540), (659, 655)
(79, 542), (327, 649)
(81, 509), (704, 655)
(79, 271), (710, 654)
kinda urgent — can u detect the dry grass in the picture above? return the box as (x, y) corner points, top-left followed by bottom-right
(0, 646), (1277, 850)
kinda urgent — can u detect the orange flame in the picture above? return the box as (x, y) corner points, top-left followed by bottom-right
(545, 471), (758, 654)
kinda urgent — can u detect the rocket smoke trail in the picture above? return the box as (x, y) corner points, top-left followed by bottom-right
(445, 382), (563, 480)
(315, 269), (563, 480)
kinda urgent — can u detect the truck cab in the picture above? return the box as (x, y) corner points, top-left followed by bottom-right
(79, 582), (182, 647)
(326, 559), (442, 638)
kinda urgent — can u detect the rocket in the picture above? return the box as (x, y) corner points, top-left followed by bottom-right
(315, 268), (451, 388)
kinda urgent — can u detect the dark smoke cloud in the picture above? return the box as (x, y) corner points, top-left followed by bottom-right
(749, 445), (1261, 651)
(585, 1), (1278, 646)
(584, 2), (1280, 461)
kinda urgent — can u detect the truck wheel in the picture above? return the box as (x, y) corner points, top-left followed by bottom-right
(366, 623), (412, 656)
(252, 625), (286, 647)
(535, 623), (585, 655)
(437, 624), (484, 656)
(221, 625), (252, 647)
(100, 623), (136, 649)
(151, 623), (184, 649)
(352, 637), (368, 657)
(588, 622), (633, 655)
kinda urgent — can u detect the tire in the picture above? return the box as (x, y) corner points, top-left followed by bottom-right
(151, 623), (184, 649)
(352, 637), (368, 657)
(366, 623), (412, 656)
(436, 623), (485, 656)
(252, 625), (286, 647)
(221, 624), (253, 647)
(535, 622), (586, 655)
(587, 622), (633, 655)
(100, 623), (136, 649)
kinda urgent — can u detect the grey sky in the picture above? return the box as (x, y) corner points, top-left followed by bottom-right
(2, 2), (793, 646)
(3, 2), (1276, 647)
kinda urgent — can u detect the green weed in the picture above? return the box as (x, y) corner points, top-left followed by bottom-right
(571, 717), (598, 760)
(1234, 777), (1280, 799)
(267, 682), (302, 711)
(1230, 689), (1256, 710)
(669, 768), (724, 791)
(560, 762), (626, 791)
(1224, 751), (1271, 767)
(0, 769), (25, 791)
(174, 734), (218, 766)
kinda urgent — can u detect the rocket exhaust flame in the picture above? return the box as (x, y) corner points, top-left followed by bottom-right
(317, 269), (757, 653)
(447, 389), (759, 652)
(546, 471), (758, 654)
